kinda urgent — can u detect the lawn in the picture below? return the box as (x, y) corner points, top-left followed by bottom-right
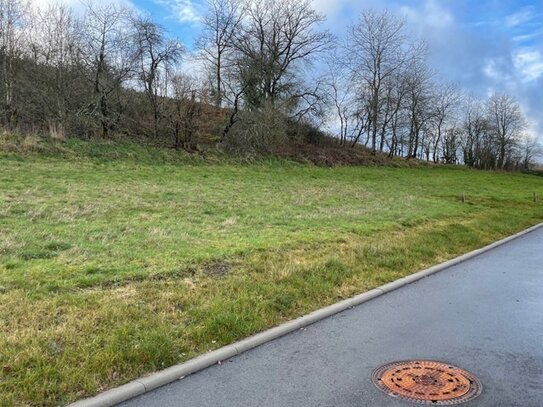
(0, 144), (542, 406)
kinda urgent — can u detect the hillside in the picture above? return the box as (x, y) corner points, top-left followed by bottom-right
(1, 133), (435, 168)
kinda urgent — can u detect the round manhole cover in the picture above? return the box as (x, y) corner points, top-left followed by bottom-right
(372, 360), (482, 405)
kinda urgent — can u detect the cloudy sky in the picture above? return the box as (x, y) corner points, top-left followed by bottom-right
(51, 0), (543, 140)
(134, 0), (543, 140)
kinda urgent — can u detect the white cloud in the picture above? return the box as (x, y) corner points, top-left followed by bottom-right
(311, 0), (346, 17)
(400, 0), (454, 34)
(514, 49), (543, 82)
(523, 118), (540, 139)
(424, 0), (454, 28)
(311, 0), (388, 20)
(506, 7), (535, 28)
(483, 59), (501, 81)
(155, 0), (203, 24)
(180, 52), (207, 81)
(175, 0), (201, 23)
(513, 33), (538, 43)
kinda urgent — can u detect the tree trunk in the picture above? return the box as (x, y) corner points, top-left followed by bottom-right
(216, 49), (222, 108)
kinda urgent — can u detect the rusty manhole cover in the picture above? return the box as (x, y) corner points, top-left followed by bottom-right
(372, 360), (482, 405)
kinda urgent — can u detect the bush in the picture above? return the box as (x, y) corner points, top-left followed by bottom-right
(286, 120), (327, 145)
(223, 105), (288, 156)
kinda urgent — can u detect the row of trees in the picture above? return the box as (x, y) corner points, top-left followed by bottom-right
(198, 3), (540, 168)
(326, 10), (539, 170)
(1, 0), (540, 168)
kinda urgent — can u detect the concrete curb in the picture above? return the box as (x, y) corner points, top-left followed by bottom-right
(70, 222), (543, 407)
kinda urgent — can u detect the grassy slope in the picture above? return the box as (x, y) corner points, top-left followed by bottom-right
(0, 143), (542, 406)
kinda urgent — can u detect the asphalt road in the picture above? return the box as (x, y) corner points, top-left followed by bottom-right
(121, 227), (543, 407)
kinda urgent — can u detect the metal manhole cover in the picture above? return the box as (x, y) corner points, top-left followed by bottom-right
(372, 360), (482, 405)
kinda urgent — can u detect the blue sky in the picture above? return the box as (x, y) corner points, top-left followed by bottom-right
(57, 0), (543, 140)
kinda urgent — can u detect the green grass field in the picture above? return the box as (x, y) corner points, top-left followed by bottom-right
(0, 143), (542, 406)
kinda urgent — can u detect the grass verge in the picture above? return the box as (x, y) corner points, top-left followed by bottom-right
(0, 143), (542, 405)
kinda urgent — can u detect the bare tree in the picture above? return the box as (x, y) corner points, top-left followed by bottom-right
(75, 4), (139, 137)
(461, 97), (490, 168)
(133, 16), (184, 138)
(0, 0), (28, 127)
(233, 0), (330, 108)
(485, 94), (525, 169)
(220, 0), (330, 144)
(428, 83), (460, 162)
(322, 54), (380, 149)
(166, 72), (202, 150)
(326, 59), (350, 146)
(28, 2), (76, 132)
(441, 123), (462, 164)
(219, 59), (249, 142)
(519, 134), (542, 170)
(377, 70), (411, 153)
(385, 71), (410, 157)
(345, 10), (407, 154)
(404, 60), (434, 159)
(197, 0), (244, 108)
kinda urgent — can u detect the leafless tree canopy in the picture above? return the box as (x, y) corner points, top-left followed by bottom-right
(197, 0), (245, 108)
(0, 1), (539, 167)
(133, 15), (185, 137)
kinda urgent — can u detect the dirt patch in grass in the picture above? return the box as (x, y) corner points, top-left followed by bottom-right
(203, 261), (232, 278)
